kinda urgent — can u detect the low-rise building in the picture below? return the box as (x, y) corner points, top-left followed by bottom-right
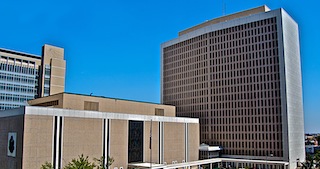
(0, 92), (199, 168)
(199, 143), (222, 160)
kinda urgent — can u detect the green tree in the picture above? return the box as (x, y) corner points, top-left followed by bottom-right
(317, 135), (320, 146)
(93, 156), (114, 169)
(302, 154), (314, 169)
(314, 151), (320, 168)
(40, 162), (54, 169)
(64, 154), (96, 169)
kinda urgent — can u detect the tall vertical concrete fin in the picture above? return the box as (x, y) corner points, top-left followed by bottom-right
(160, 44), (164, 104)
(276, 8), (290, 163)
(39, 44), (66, 97)
(185, 123), (189, 162)
(280, 8), (305, 169)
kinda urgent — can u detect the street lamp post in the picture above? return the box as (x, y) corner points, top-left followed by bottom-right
(266, 152), (273, 169)
(270, 153), (273, 169)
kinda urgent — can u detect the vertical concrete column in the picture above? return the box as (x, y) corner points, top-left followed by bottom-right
(53, 116), (63, 169)
(185, 123), (188, 163)
(103, 119), (110, 168)
(159, 122), (164, 164)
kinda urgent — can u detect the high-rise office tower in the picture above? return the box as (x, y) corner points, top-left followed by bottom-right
(0, 44), (66, 110)
(161, 6), (304, 168)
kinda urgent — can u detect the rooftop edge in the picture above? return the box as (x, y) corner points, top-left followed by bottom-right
(0, 48), (41, 59)
(179, 5), (270, 36)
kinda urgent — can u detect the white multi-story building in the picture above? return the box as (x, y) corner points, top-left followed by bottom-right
(0, 44), (66, 110)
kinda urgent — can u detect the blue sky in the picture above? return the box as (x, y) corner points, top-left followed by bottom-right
(0, 0), (319, 133)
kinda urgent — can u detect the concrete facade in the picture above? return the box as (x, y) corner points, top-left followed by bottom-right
(39, 45), (66, 97)
(0, 93), (199, 169)
(0, 115), (24, 168)
(161, 6), (304, 169)
(28, 92), (176, 117)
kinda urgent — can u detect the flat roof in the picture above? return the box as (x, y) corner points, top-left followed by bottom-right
(128, 158), (288, 169)
(179, 5), (270, 36)
(0, 106), (199, 123)
(0, 48), (40, 59)
(40, 92), (170, 106)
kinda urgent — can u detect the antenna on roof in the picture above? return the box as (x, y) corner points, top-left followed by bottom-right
(222, 0), (226, 16)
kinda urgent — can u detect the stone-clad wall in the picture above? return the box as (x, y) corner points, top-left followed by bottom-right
(0, 115), (24, 169)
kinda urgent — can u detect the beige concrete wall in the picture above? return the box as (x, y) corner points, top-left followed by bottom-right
(50, 58), (66, 95)
(50, 59), (66, 76)
(50, 85), (65, 97)
(0, 115), (24, 169)
(28, 93), (63, 108)
(63, 93), (176, 116)
(144, 121), (159, 163)
(109, 119), (128, 169)
(0, 111), (199, 168)
(62, 117), (103, 167)
(42, 44), (64, 63)
(29, 93), (176, 117)
(188, 123), (200, 161)
(163, 122), (185, 164)
(39, 44), (66, 97)
(23, 115), (53, 169)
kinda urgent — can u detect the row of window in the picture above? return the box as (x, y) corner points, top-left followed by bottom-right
(205, 128), (282, 140)
(165, 17), (277, 53)
(0, 56), (36, 65)
(210, 137), (282, 149)
(0, 83), (36, 94)
(165, 65), (207, 79)
(164, 50), (207, 68)
(165, 34), (207, 51)
(176, 107), (282, 121)
(208, 17), (277, 36)
(0, 93), (34, 103)
(205, 116), (281, 127)
(219, 149), (283, 157)
(0, 72), (37, 85)
(208, 29), (277, 45)
(167, 92), (281, 106)
(175, 100), (281, 113)
(210, 70), (279, 83)
(212, 97), (281, 106)
(212, 140), (283, 157)
(0, 63), (38, 75)
(43, 65), (51, 96)
(0, 104), (22, 110)
(210, 57), (279, 71)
